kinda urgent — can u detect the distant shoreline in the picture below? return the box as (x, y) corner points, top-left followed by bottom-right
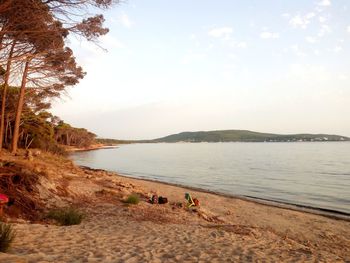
(65, 144), (118, 152)
(83, 141), (350, 148)
(96, 129), (350, 145)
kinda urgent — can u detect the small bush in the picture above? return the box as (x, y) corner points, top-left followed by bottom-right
(47, 208), (84, 226)
(0, 222), (16, 252)
(125, 194), (140, 205)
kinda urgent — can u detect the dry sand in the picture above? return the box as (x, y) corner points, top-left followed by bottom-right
(0, 151), (349, 262)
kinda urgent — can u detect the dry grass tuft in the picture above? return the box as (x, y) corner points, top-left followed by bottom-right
(0, 222), (16, 252)
(47, 207), (84, 226)
(124, 194), (140, 205)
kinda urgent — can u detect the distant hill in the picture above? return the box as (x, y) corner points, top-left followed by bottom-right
(150, 130), (350, 143)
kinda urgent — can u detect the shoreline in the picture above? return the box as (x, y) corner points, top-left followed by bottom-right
(65, 144), (118, 152)
(80, 165), (350, 222)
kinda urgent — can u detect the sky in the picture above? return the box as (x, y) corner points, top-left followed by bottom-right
(51, 0), (350, 140)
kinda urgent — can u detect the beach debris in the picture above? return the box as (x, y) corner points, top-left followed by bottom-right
(150, 194), (158, 204)
(185, 193), (200, 208)
(150, 195), (168, 204)
(32, 150), (41, 157)
(158, 196), (168, 204)
(170, 202), (183, 210)
(193, 198), (200, 207)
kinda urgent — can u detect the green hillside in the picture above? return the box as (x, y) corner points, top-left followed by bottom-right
(151, 130), (350, 143)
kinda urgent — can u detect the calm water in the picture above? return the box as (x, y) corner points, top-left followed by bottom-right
(71, 142), (350, 214)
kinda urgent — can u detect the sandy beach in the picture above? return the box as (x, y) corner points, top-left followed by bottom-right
(0, 151), (349, 262)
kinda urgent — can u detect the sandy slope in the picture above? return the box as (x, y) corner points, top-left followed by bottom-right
(0, 152), (349, 262)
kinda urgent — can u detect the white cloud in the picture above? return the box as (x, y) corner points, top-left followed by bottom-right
(318, 0), (331, 6)
(260, 31), (279, 39)
(289, 15), (310, 29)
(281, 13), (290, 18)
(119, 13), (133, 28)
(208, 27), (233, 39)
(305, 12), (316, 19)
(318, 24), (331, 37)
(347, 26), (350, 33)
(207, 27), (246, 49)
(305, 36), (317, 43)
(288, 13), (316, 29)
(319, 16), (327, 23)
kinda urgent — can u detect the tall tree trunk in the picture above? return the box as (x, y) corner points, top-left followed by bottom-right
(66, 132), (70, 145)
(0, 25), (7, 85)
(11, 59), (29, 153)
(5, 114), (9, 146)
(0, 39), (16, 151)
(8, 118), (12, 141)
(0, 27), (5, 54)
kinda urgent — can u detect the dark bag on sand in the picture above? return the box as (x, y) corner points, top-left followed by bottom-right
(158, 196), (168, 204)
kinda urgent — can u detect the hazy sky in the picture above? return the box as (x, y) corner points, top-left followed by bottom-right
(51, 0), (350, 139)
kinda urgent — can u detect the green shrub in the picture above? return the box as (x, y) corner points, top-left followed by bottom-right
(125, 194), (140, 205)
(47, 207), (84, 226)
(0, 222), (16, 252)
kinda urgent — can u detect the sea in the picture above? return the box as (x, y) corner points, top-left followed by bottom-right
(71, 142), (350, 215)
